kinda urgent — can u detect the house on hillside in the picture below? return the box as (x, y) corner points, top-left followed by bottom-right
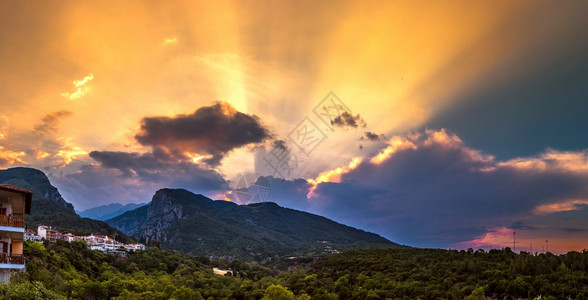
(24, 230), (41, 242)
(37, 225), (59, 243)
(0, 184), (32, 282)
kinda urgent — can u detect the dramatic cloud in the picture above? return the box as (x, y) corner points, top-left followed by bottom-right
(54, 138), (87, 166)
(89, 148), (227, 190)
(33, 111), (73, 137)
(0, 147), (26, 167)
(53, 147), (229, 210)
(135, 102), (272, 165)
(330, 111), (366, 129)
(262, 129), (588, 252)
(0, 111), (87, 168)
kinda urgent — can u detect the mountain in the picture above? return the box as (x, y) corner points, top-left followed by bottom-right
(78, 202), (147, 220)
(107, 188), (400, 260)
(0, 167), (129, 241)
(0, 167), (74, 212)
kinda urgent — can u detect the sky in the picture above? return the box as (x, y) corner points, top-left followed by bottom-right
(1, 0), (588, 253)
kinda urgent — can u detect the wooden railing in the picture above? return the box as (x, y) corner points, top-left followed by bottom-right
(0, 253), (24, 264)
(0, 215), (24, 227)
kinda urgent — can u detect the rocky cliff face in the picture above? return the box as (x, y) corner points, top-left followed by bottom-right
(0, 167), (75, 212)
(107, 188), (207, 242)
(139, 189), (188, 242)
(148, 189), (186, 221)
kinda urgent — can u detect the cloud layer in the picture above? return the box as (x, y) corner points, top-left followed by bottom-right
(51, 102), (274, 209)
(135, 102), (272, 165)
(261, 129), (588, 252)
(53, 147), (229, 210)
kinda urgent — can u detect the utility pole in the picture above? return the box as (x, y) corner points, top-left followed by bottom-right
(513, 232), (516, 252)
(546, 240), (549, 253)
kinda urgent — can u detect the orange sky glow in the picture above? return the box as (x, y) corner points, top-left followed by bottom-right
(1, 0), (587, 252)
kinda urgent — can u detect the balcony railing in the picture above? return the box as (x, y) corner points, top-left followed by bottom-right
(0, 253), (24, 265)
(0, 215), (24, 228)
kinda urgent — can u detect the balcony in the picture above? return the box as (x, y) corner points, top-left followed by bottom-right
(0, 215), (24, 228)
(0, 253), (24, 265)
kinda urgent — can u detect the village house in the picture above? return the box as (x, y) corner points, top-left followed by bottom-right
(34, 227), (145, 253)
(37, 225), (59, 243)
(24, 230), (41, 242)
(0, 184), (32, 283)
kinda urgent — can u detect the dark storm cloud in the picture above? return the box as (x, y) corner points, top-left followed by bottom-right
(330, 111), (366, 129)
(88, 148), (227, 191)
(33, 111), (72, 137)
(263, 129), (588, 248)
(52, 102), (278, 209)
(135, 102), (272, 165)
(52, 148), (229, 210)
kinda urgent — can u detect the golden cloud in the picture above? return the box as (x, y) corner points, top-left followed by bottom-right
(61, 73), (94, 100)
(497, 150), (588, 172)
(34, 150), (51, 160)
(307, 157), (362, 198)
(55, 137), (88, 166)
(534, 199), (588, 216)
(0, 146), (26, 166)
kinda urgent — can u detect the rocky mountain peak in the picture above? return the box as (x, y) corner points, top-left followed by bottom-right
(148, 188), (187, 220)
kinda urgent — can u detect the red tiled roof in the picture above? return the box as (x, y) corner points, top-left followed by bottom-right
(0, 184), (33, 195)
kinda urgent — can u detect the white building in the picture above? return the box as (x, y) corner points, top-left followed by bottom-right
(37, 225), (59, 242)
(24, 230), (41, 242)
(125, 243), (146, 252)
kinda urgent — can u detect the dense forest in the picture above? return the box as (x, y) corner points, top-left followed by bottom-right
(1, 241), (587, 299)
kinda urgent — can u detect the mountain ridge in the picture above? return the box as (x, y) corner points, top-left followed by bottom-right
(78, 202), (147, 220)
(108, 188), (400, 260)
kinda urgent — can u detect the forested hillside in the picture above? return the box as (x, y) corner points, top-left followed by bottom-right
(2, 241), (587, 299)
(107, 188), (397, 260)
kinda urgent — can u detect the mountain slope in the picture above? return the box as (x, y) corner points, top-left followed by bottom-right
(107, 188), (400, 259)
(0, 167), (129, 240)
(0, 167), (74, 211)
(78, 202), (147, 220)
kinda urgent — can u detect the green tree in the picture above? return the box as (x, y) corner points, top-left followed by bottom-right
(262, 284), (295, 300)
(465, 287), (485, 300)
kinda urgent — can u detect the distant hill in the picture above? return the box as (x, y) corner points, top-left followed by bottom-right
(78, 202), (147, 220)
(107, 188), (400, 260)
(0, 167), (129, 241)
